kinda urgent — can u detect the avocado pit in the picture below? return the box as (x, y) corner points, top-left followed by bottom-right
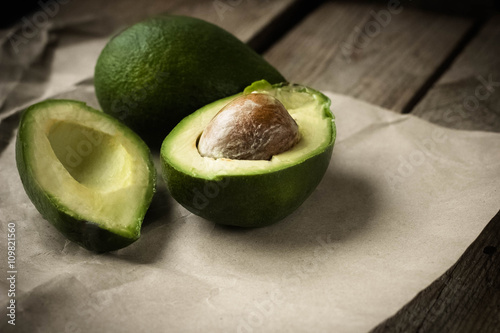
(197, 93), (300, 160)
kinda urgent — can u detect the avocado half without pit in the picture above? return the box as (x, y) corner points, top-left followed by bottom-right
(16, 100), (156, 252)
(160, 80), (336, 227)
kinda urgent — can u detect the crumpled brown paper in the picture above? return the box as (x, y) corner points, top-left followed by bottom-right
(1, 81), (499, 332)
(1, 2), (500, 331)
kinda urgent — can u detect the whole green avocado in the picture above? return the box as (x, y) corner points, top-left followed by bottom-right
(94, 15), (285, 147)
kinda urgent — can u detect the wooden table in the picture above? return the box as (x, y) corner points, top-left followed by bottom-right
(3, 0), (499, 331)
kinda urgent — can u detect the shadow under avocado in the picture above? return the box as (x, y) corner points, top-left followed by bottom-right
(210, 164), (379, 256)
(108, 175), (174, 264)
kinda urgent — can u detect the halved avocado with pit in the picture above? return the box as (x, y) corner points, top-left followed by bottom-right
(160, 80), (336, 227)
(16, 100), (156, 252)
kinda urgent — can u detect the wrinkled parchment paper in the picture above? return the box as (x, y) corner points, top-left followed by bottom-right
(1, 84), (499, 332)
(1, 4), (500, 333)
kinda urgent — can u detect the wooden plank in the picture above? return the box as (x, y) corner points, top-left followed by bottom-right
(51, 0), (297, 43)
(412, 15), (500, 132)
(263, 1), (473, 112)
(371, 210), (500, 333)
(168, 0), (297, 43)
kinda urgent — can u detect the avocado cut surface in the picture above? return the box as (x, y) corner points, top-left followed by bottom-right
(94, 15), (285, 147)
(16, 100), (156, 252)
(161, 81), (336, 227)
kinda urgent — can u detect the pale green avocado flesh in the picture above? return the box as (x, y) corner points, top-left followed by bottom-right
(161, 81), (336, 227)
(16, 100), (156, 252)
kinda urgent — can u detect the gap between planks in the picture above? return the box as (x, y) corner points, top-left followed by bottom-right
(401, 16), (488, 114)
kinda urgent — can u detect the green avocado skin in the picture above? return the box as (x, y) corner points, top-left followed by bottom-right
(162, 145), (333, 228)
(15, 100), (156, 253)
(94, 15), (285, 147)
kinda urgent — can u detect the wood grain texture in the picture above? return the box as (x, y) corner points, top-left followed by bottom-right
(371, 210), (500, 333)
(168, 0), (297, 43)
(49, 0), (297, 42)
(412, 15), (500, 132)
(263, 1), (473, 112)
